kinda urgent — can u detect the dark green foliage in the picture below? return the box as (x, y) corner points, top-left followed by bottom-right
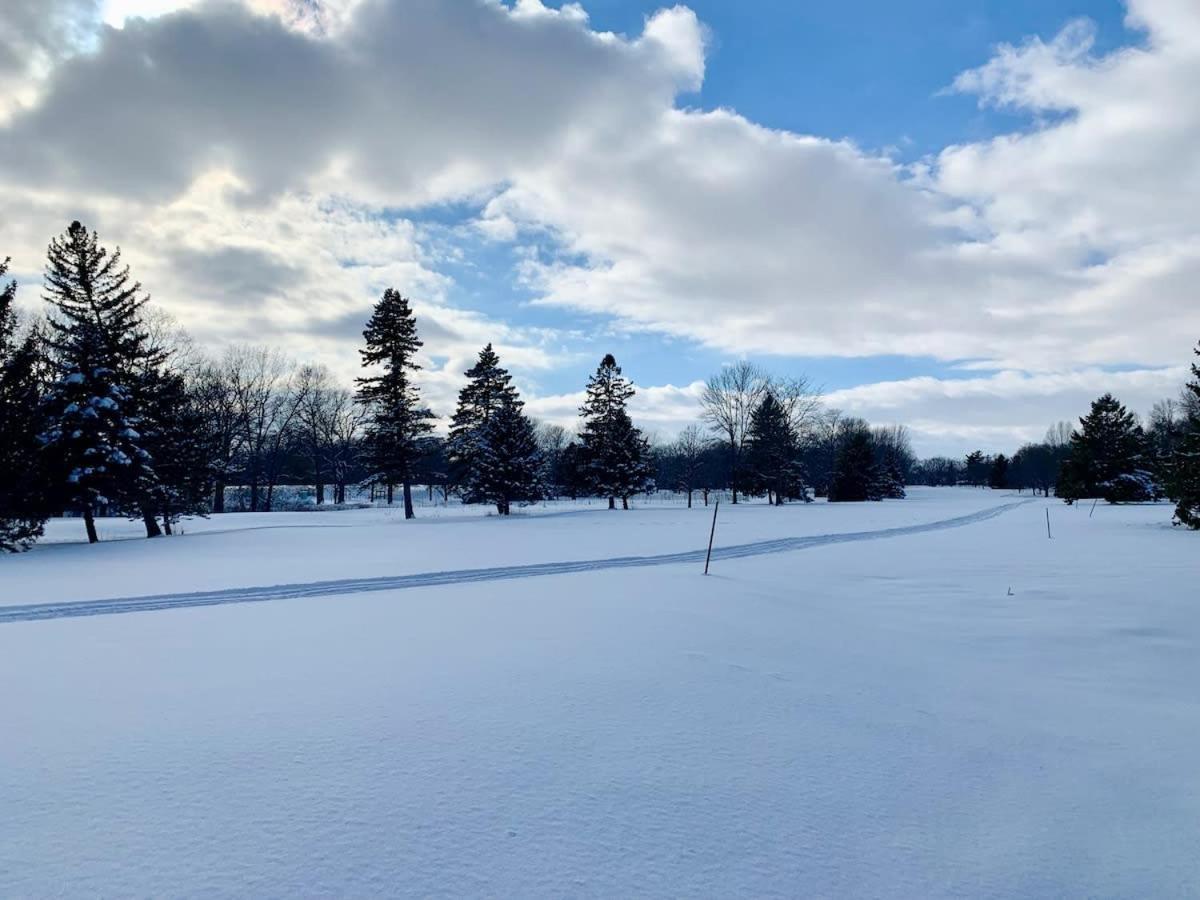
(355, 289), (434, 519)
(744, 392), (807, 504)
(988, 453), (1009, 489)
(1170, 344), (1200, 529)
(468, 396), (544, 515)
(0, 259), (52, 551)
(964, 450), (989, 487)
(578, 354), (654, 509)
(1057, 393), (1151, 503)
(449, 343), (519, 502)
(40, 222), (162, 542)
(828, 423), (880, 502)
(137, 366), (215, 530)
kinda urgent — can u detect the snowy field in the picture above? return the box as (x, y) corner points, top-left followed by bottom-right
(2, 489), (1198, 896)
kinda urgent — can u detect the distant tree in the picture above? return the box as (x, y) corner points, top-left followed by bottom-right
(872, 425), (910, 499)
(964, 450), (990, 487)
(673, 424), (711, 508)
(744, 392), (807, 505)
(293, 364), (342, 506)
(40, 222), (162, 543)
(469, 395), (544, 515)
(449, 344), (519, 503)
(137, 365), (214, 532)
(802, 408), (843, 497)
(355, 289), (434, 519)
(535, 422), (571, 498)
(828, 420), (881, 502)
(1169, 343), (1200, 528)
(701, 361), (771, 504)
(988, 453), (1010, 489)
(226, 345), (305, 512)
(578, 354), (654, 509)
(0, 259), (52, 551)
(1058, 393), (1151, 503)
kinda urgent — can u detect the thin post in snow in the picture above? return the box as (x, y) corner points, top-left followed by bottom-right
(704, 501), (720, 575)
(1046, 507), (1053, 540)
(1089, 497), (1098, 518)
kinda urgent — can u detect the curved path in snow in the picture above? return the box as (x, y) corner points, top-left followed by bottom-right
(0, 500), (1031, 624)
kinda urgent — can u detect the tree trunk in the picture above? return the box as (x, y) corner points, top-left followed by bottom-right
(703, 488), (709, 506)
(142, 506), (163, 538)
(265, 480), (275, 512)
(213, 480), (226, 513)
(83, 507), (99, 544)
(249, 477), (260, 512)
(622, 496), (629, 510)
(608, 496), (615, 510)
(687, 489), (693, 509)
(315, 480), (325, 506)
(163, 516), (173, 535)
(403, 481), (415, 520)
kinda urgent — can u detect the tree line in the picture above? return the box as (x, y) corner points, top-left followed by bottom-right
(909, 358), (1200, 529)
(1, 221), (977, 551)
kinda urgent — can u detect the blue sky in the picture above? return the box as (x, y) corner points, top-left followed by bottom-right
(431, 0), (1136, 398)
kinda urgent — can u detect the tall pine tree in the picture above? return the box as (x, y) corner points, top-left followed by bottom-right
(355, 289), (434, 519)
(40, 222), (162, 543)
(1170, 343), (1200, 529)
(448, 343), (519, 500)
(0, 258), (52, 551)
(578, 354), (653, 509)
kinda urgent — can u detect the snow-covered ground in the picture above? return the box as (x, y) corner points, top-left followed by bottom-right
(2, 489), (1198, 896)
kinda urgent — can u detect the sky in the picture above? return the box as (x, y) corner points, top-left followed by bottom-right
(0, 0), (1196, 457)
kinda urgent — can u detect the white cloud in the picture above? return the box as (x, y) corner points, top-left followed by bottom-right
(826, 366), (1190, 457)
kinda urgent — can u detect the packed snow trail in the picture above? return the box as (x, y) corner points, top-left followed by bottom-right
(0, 500), (1030, 624)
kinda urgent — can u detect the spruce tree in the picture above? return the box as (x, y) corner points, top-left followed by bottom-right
(989, 454), (1010, 489)
(876, 447), (906, 498)
(40, 222), (162, 543)
(828, 423), (880, 502)
(138, 366), (215, 532)
(0, 259), (52, 551)
(744, 392), (806, 504)
(1058, 393), (1150, 503)
(448, 343), (519, 501)
(469, 395), (544, 515)
(355, 289), (434, 519)
(1170, 343), (1200, 529)
(578, 354), (654, 509)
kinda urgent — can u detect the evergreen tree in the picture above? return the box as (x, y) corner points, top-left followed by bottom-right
(828, 423), (881, 502)
(0, 259), (52, 551)
(448, 343), (519, 501)
(1058, 393), (1151, 503)
(40, 222), (162, 543)
(964, 450), (989, 487)
(138, 366), (215, 532)
(355, 288), (434, 519)
(989, 453), (1010, 489)
(1170, 343), (1200, 529)
(578, 354), (654, 509)
(744, 392), (807, 504)
(874, 438), (907, 499)
(468, 395), (544, 515)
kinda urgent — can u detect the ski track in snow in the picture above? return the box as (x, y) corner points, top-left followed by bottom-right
(0, 500), (1031, 624)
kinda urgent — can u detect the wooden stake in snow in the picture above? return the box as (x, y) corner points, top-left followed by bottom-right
(704, 501), (720, 575)
(1046, 507), (1053, 540)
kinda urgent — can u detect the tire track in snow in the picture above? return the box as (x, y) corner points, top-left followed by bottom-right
(0, 500), (1031, 624)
